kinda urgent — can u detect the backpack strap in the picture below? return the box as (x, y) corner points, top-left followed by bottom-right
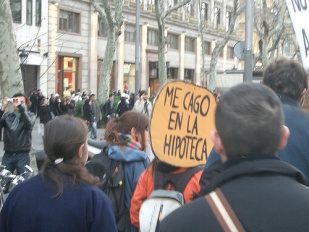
(205, 188), (245, 232)
(176, 166), (202, 193)
(154, 166), (202, 194)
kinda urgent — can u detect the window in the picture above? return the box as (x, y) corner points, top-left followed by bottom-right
(35, 0), (41, 26)
(147, 29), (158, 46)
(98, 18), (108, 37)
(214, 7), (221, 28)
(125, 24), (135, 42)
(202, 3), (209, 21)
(227, 46), (234, 59)
(167, 67), (178, 79)
(185, 37), (195, 52)
(26, 0), (32, 25)
(168, 0), (175, 8)
(57, 56), (79, 97)
(184, 69), (194, 82)
(59, 10), (80, 33)
(10, 0), (22, 23)
(167, 34), (178, 49)
(226, 11), (232, 31)
(185, 3), (194, 18)
(204, 41), (212, 55)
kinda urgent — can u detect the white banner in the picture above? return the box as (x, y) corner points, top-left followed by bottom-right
(286, 0), (309, 69)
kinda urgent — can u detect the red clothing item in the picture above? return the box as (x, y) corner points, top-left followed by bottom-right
(130, 164), (202, 228)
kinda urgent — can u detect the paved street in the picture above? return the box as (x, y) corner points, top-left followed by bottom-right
(0, 118), (106, 163)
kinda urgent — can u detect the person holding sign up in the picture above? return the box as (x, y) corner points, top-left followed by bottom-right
(159, 82), (309, 232)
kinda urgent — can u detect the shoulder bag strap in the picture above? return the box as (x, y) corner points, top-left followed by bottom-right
(205, 188), (245, 232)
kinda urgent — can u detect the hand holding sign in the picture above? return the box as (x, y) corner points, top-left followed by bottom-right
(150, 81), (216, 167)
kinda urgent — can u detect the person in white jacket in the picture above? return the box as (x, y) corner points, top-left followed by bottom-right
(133, 90), (152, 117)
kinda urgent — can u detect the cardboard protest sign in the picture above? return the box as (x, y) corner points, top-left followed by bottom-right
(286, 0), (309, 69)
(150, 81), (216, 167)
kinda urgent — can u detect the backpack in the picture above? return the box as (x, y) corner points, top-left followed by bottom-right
(85, 147), (129, 231)
(139, 166), (202, 232)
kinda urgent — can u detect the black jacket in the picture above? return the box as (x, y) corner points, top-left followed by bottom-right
(83, 99), (93, 122)
(0, 106), (36, 153)
(117, 97), (130, 116)
(159, 155), (309, 232)
(104, 99), (113, 116)
(39, 105), (51, 124)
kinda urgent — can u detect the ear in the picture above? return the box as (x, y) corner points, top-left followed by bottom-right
(278, 125), (290, 150)
(297, 88), (307, 104)
(78, 144), (85, 158)
(130, 127), (137, 140)
(210, 130), (227, 162)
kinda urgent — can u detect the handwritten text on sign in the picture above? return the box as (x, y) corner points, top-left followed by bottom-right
(286, 0), (309, 69)
(150, 81), (216, 167)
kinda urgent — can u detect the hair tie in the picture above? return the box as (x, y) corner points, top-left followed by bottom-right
(54, 158), (64, 164)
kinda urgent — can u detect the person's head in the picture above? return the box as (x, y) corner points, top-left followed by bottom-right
(50, 93), (55, 99)
(40, 97), (48, 106)
(212, 82), (289, 161)
(120, 96), (127, 103)
(12, 93), (27, 111)
(213, 89), (221, 103)
(54, 96), (60, 103)
(61, 97), (67, 104)
(42, 116), (99, 197)
(105, 111), (150, 149)
(109, 93), (114, 101)
(139, 90), (148, 100)
(263, 58), (308, 103)
(44, 116), (88, 164)
(90, 94), (96, 101)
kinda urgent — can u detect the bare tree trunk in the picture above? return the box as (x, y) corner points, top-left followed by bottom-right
(93, 0), (123, 105)
(254, 0), (288, 68)
(155, 0), (167, 86)
(208, 0), (240, 91)
(155, 0), (190, 86)
(198, 0), (206, 87)
(0, 0), (24, 97)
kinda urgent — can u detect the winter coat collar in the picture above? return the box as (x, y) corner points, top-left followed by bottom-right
(277, 93), (300, 107)
(203, 154), (309, 194)
(108, 145), (149, 163)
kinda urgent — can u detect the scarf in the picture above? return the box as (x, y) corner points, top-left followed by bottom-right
(118, 133), (144, 150)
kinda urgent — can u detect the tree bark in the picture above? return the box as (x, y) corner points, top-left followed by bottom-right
(93, 0), (123, 105)
(155, 0), (190, 86)
(0, 0), (24, 97)
(208, 0), (240, 91)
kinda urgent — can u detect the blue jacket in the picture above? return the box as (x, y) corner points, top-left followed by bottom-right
(203, 94), (309, 178)
(0, 175), (117, 232)
(108, 146), (150, 210)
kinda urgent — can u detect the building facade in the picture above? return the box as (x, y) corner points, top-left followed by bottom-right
(11, 0), (48, 96)
(13, 0), (242, 97)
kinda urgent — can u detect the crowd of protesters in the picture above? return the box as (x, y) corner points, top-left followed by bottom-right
(2, 57), (309, 232)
